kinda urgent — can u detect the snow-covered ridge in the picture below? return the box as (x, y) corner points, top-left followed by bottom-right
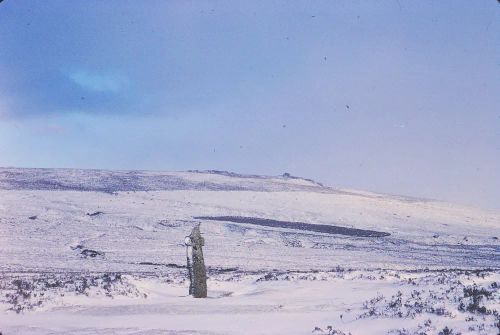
(0, 167), (327, 193)
(0, 167), (455, 206)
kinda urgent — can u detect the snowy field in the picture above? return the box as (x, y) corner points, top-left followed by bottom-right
(0, 168), (499, 334)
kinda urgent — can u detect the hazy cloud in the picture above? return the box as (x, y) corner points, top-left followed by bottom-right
(68, 71), (128, 93)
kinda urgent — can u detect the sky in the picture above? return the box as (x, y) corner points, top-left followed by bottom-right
(0, 1), (499, 209)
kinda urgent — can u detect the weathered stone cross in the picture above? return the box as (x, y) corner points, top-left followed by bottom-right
(184, 224), (207, 298)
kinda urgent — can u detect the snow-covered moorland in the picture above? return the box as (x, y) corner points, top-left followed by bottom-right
(0, 167), (499, 334)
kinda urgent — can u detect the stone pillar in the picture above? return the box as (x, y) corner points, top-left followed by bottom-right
(184, 224), (207, 298)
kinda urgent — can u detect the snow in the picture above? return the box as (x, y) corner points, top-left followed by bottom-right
(0, 168), (499, 334)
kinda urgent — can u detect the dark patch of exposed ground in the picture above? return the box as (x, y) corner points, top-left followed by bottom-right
(194, 216), (390, 237)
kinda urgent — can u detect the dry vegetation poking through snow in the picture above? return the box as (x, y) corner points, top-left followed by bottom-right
(0, 269), (499, 334)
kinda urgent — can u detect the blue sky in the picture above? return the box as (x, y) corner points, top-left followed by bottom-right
(0, 1), (499, 209)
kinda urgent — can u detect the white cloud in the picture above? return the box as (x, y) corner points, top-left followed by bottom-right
(68, 71), (128, 93)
